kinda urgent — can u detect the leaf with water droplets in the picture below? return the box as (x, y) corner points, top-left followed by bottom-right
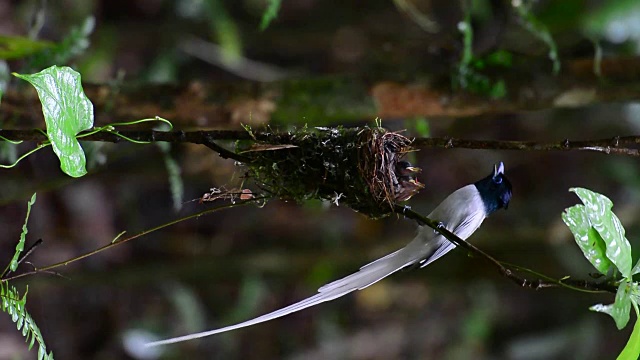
(562, 204), (612, 274)
(570, 188), (632, 279)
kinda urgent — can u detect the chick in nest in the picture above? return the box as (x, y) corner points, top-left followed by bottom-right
(394, 161), (425, 202)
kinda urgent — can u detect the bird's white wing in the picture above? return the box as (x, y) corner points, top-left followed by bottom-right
(419, 185), (486, 268)
(418, 210), (484, 268)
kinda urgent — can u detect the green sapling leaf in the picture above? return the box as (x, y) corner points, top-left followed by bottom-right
(562, 204), (613, 274)
(570, 188), (632, 278)
(590, 282), (632, 330)
(13, 66), (94, 177)
(617, 316), (640, 360)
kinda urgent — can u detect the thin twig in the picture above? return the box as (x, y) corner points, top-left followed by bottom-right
(1, 239), (44, 279)
(394, 205), (617, 294)
(0, 197), (268, 283)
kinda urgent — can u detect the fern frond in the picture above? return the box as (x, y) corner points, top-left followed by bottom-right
(0, 282), (54, 360)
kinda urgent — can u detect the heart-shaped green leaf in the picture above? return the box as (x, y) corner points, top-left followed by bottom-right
(14, 66), (93, 177)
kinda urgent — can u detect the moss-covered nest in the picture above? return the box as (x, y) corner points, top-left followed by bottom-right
(237, 126), (423, 218)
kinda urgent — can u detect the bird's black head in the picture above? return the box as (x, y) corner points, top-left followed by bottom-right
(474, 162), (512, 215)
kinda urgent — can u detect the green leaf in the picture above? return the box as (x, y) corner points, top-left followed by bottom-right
(0, 35), (53, 60)
(13, 66), (94, 177)
(591, 282), (632, 329)
(570, 188), (632, 278)
(260, 0), (282, 31)
(618, 317), (640, 360)
(9, 193), (37, 272)
(562, 204), (613, 274)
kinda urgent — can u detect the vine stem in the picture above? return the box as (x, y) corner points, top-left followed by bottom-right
(394, 205), (618, 294)
(0, 129), (638, 157)
(0, 197), (267, 283)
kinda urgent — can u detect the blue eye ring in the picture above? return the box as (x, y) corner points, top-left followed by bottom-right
(494, 176), (503, 184)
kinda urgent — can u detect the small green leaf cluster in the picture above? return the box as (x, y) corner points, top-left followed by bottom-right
(562, 188), (640, 359)
(454, 50), (510, 99)
(0, 283), (53, 360)
(0, 194), (53, 360)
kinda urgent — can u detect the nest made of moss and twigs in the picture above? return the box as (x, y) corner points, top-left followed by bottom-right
(237, 126), (424, 218)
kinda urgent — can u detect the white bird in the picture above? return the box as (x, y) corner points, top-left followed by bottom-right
(147, 162), (512, 347)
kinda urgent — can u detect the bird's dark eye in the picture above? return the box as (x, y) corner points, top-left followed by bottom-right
(494, 176), (503, 184)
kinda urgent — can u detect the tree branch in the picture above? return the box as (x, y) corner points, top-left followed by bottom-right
(0, 129), (639, 158)
(412, 135), (640, 156)
(394, 205), (618, 294)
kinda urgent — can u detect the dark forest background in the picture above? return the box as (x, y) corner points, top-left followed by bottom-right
(1, 0), (640, 359)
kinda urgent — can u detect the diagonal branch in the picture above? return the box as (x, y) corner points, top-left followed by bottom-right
(394, 205), (618, 294)
(0, 197), (268, 283)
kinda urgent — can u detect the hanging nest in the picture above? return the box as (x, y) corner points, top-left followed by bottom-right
(237, 126), (424, 218)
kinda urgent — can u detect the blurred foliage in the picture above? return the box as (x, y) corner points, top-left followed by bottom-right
(513, 1), (560, 74)
(156, 140), (185, 212)
(454, 5), (511, 99)
(27, 17), (95, 71)
(582, 0), (640, 46)
(0, 35), (53, 60)
(259, 0), (282, 31)
(204, 0), (242, 64)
